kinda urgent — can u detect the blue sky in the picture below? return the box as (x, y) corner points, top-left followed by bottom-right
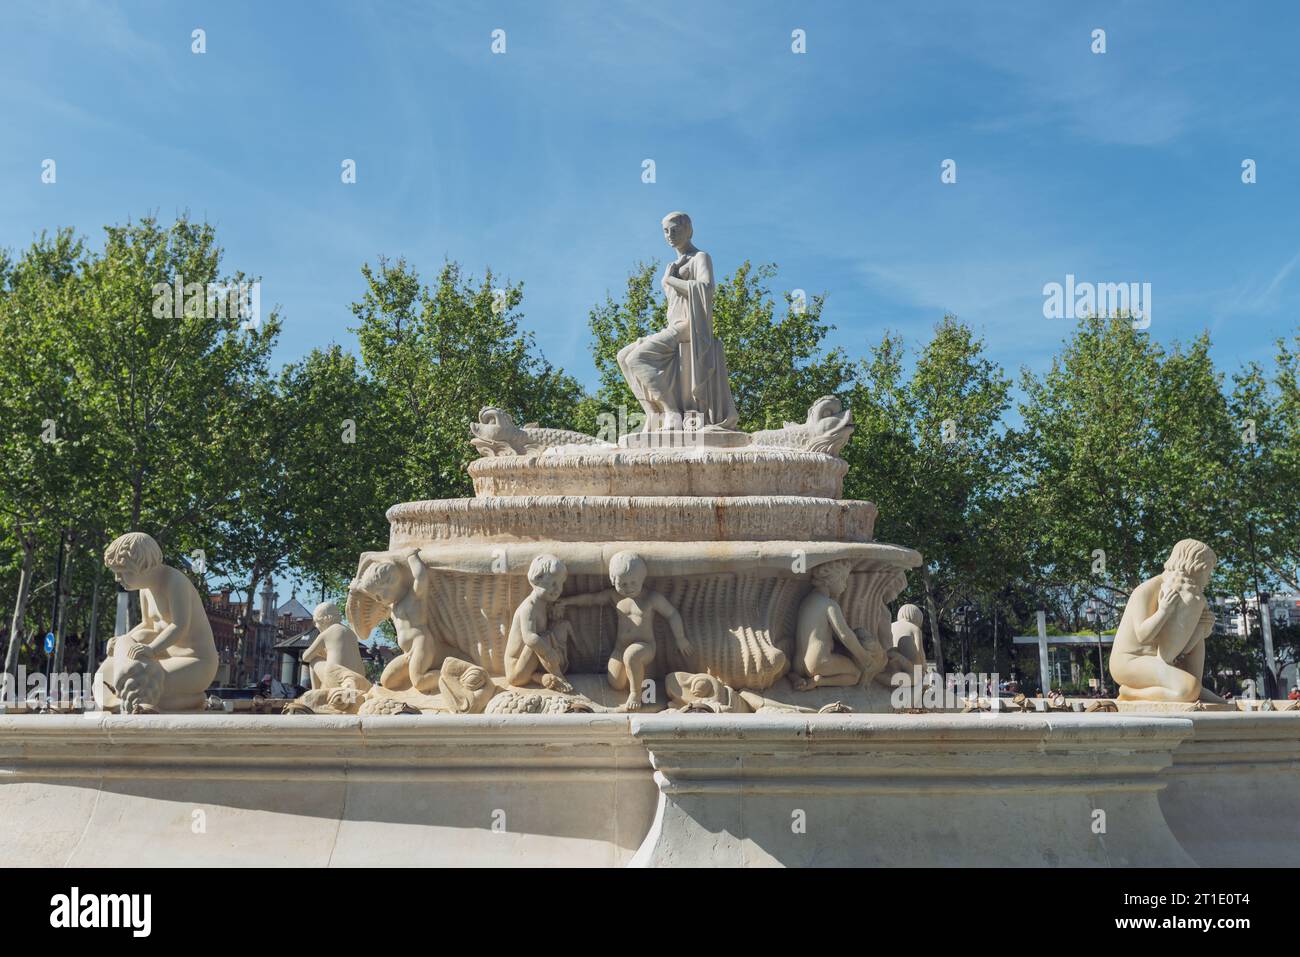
(4, 0), (1299, 392)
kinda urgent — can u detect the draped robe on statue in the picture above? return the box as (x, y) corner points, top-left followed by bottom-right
(618, 250), (740, 430)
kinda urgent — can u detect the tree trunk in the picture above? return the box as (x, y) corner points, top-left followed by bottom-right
(52, 531), (77, 677)
(86, 571), (102, 679)
(4, 540), (35, 684)
(240, 573), (262, 687)
(919, 564), (945, 674)
(992, 608), (999, 681)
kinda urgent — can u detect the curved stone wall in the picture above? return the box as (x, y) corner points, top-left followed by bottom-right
(468, 447), (849, 498)
(388, 495), (878, 544)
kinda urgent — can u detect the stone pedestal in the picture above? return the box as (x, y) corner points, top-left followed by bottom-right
(628, 713), (1196, 867)
(1158, 711), (1300, 866)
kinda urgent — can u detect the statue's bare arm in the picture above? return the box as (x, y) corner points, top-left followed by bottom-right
(302, 632), (327, 663)
(827, 602), (871, 666)
(557, 589), (618, 609)
(1134, 582), (1174, 647)
(405, 550), (428, 600)
(652, 592), (692, 656)
(132, 573), (191, 658)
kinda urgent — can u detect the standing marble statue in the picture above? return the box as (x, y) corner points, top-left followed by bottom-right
(1109, 539), (1224, 703)
(95, 532), (219, 713)
(617, 212), (739, 432)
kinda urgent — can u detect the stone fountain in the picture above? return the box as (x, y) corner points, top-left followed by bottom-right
(338, 210), (921, 717)
(2, 212), (1296, 868)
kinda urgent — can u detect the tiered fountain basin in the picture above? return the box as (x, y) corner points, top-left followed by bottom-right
(380, 443), (919, 690)
(467, 447), (849, 498)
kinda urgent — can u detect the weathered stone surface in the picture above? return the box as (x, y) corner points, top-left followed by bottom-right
(1158, 711), (1300, 866)
(4, 710), (1290, 866)
(629, 713), (1196, 867)
(389, 495), (877, 544)
(468, 447), (849, 499)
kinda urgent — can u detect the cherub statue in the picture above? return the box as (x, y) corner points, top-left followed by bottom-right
(1109, 539), (1224, 703)
(347, 548), (443, 694)
(504, 554), (577, 693)
(284, 601), (372, 714)
(303, 600), (369, 693)
(874, 603), (927, 687)
(437, 656), (499, 714)
(557, 550), (693, 712)
(94, 532), (219, 713)
(789, 561), (886, 690)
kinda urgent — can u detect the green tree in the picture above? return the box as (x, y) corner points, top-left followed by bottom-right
(843, 316), (1017, 673)
(352, 259), (585, 502)
(1018, 318), (1236, 608)
(0, 230), (103, 679)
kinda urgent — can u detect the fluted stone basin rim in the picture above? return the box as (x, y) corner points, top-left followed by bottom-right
(387, 495), (879, 544)
(468, 447), (849, 499)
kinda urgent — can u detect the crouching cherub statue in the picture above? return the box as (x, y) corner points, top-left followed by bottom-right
(94, 533), (219, 713)
(557, 550), (693, 712)
(1109, 539), (1224, 703)
(789, 561), (886, 691)
(348, 548), (446, 694)
(505, 554), (578, 693)
(874, 603), (928, 688)
(284, 601), (371, 715)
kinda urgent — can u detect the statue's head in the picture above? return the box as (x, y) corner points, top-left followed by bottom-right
(662, 211), (692, 250)
(527, 554), (567, 600)
(811, 561), (850, 597)
(355, 558), (412, 606)
(313, 600), (342, 628)
(897, 603), (924, 627)
(609, 551), (648, 597)
(1163, 539), (1216, 589)
(104, 532), (163, 590)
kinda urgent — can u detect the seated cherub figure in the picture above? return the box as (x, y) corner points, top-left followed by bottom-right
(94, 532), (219, 713)
(874, 603), (928, 687)
(504, 554), (577, 694)
(349, 548), (443, 694)
(557, 551), (693, 712)
(790, 561), (886, 691)
(1110, 539), (1224, 703)
(302, 600), (370, 696)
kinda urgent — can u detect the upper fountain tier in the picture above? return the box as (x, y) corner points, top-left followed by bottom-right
(467, 398), (856, 500)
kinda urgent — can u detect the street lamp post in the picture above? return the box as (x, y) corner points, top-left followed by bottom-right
(1085, 599), (1109, 696)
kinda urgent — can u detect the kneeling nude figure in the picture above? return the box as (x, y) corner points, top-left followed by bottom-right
(1109, 538), (1224, 704)
(790, 561), (885, 690)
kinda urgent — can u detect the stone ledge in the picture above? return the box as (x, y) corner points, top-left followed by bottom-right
(1, 712), (1291, 866)
(0, 714), (656, 867)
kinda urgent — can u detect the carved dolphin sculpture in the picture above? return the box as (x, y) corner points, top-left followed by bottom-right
(470, 406), (617, 457)
(750, 396), (855, 456)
